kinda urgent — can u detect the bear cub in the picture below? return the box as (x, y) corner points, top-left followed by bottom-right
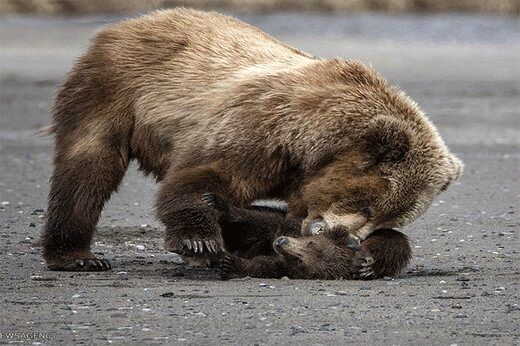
(204, 193), (412, 280)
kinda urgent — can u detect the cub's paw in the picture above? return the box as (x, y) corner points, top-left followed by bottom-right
(352, 252), (375, 280)
(220, 254), (242, 280)
(46, 253), (111, 272)
(202, 192), (230, 216)
(358, 256), (375, 279)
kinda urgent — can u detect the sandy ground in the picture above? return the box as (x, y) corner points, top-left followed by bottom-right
(0, 12), (519, 345)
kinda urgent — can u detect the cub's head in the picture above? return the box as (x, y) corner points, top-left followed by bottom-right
(297, 115), (463, 237)
(272, 227), (359, 279)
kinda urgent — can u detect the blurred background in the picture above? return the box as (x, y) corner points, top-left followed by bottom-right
(1, 1), (519, 344)
(1, 0), (519, 15)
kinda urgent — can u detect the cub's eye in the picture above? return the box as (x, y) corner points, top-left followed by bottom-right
(360, 207), (375, 219)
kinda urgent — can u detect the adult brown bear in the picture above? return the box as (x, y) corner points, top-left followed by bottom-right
(42, 8), (462, 271)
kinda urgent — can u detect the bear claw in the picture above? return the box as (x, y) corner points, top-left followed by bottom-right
(181, 238), (219, 254)
(220, 255), (234, 280)
(357, 256), (375, 279)
(202, 192), (229, 212)
(48, 257), (111, 271)
(202, 192), (217, 206)
(220, 254), (243, 280)
(359, 268), (375, 279)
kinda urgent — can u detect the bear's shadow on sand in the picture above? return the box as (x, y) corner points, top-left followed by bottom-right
(109, 259), (476, 282)
(99, 226), (477, 281)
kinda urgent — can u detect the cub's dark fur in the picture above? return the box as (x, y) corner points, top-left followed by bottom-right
(208, 194), (412, 280)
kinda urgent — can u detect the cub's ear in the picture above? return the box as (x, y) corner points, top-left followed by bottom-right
(361, 116), (411, 166)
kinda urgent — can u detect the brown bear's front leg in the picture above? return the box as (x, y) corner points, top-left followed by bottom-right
(156, 164), (232, 259)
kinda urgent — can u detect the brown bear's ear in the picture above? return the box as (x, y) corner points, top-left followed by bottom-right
(362, 116), (411, 166)
(440, 154), (464, 191)
(448, 154), (464, 181)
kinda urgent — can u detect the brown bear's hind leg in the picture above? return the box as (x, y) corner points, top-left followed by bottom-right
(42, 133), (129, 271)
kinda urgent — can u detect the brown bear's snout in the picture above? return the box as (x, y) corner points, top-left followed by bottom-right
(307, 219), (330, 235)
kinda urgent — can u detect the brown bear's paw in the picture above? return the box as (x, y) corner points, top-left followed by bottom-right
(165, 223), (225, 254)
(166, 234), (226, 262)
(180, 238), (221, 254)
(220, 254), (243, 280)
(45, 251), (111, 271)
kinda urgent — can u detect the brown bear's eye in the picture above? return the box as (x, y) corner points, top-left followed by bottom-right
(361, 207), (375, 219)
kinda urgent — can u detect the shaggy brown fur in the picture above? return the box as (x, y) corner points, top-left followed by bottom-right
(42, 8), (461, 271)
(222, 229), (412, 280)
(205, 193), (411, 279)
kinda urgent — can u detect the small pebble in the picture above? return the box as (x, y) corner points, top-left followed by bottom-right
(161, 292), (175, 298)
(456, 277), (470, 282)
(30, 275), (56, 281)
(290, 325), (305, 335)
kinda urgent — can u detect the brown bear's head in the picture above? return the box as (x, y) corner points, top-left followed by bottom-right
(295, 114), (463, 238)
